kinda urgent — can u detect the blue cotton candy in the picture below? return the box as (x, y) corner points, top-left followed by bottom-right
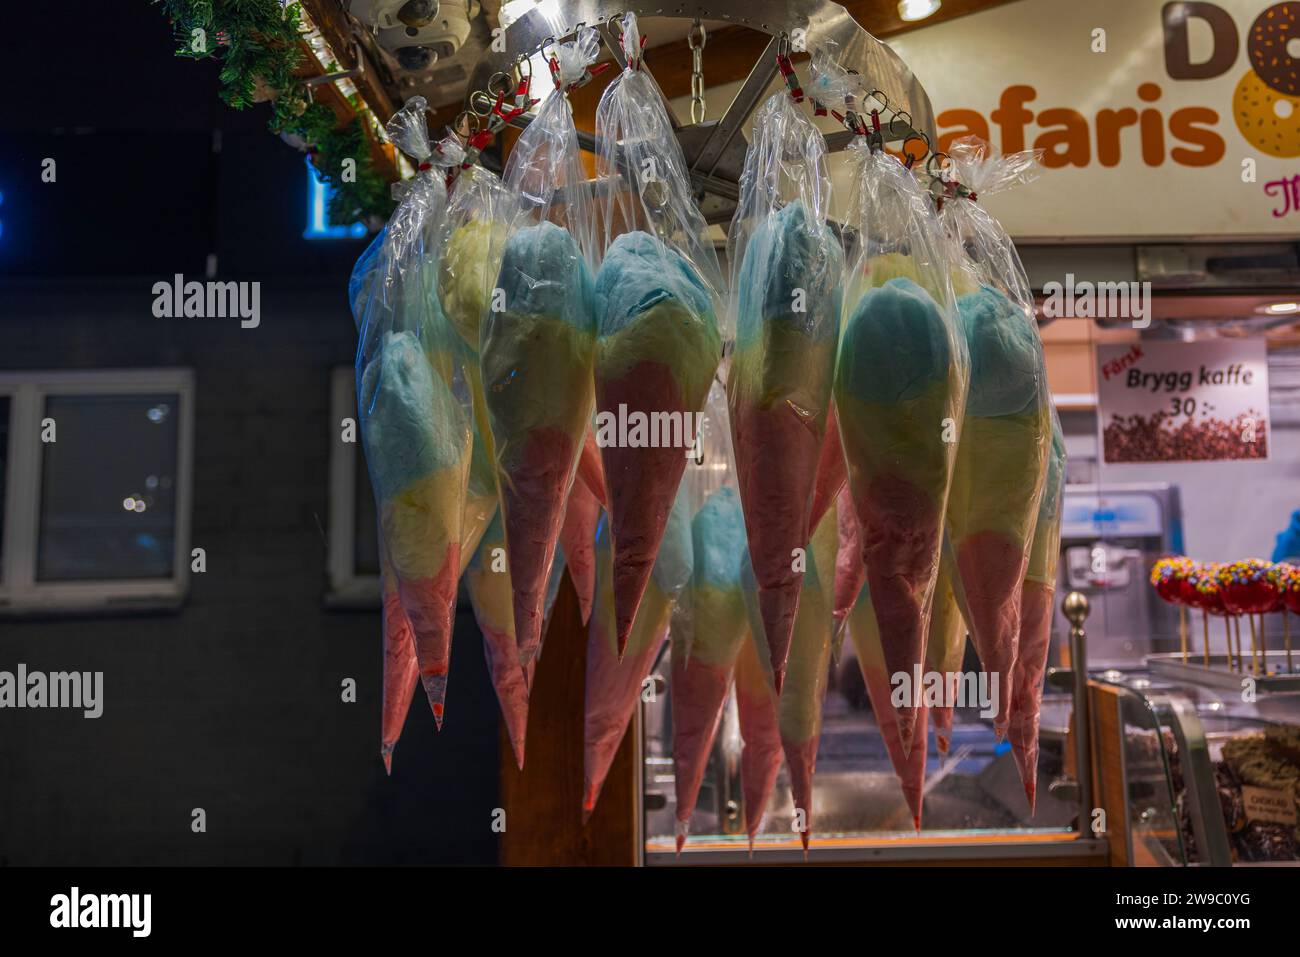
(595, 231), (712, 336)
(497, 221), (595, 327)
(736, 201), (843, 347)
(359, 331), (462, 499)
(959, 285), (1042, 418)
(692, 487), (746, 589)
(652, 483), (694, 598)
(839, 277), (951, 404)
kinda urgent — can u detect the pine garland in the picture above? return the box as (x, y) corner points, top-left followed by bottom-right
(156, 0), (394, 226)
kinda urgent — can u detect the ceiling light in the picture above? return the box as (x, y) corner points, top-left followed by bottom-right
(898, 0), (942, 22)
(1260, 301), (1300, 315)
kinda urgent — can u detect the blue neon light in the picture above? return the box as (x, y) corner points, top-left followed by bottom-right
(304, 157), (367, 240)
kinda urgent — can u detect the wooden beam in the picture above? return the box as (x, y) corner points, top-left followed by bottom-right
(300, 0), (397, 122)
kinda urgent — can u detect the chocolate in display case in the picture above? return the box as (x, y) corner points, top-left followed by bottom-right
(1099, 670), (1300, 866)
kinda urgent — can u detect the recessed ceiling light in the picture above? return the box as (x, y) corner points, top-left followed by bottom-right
(1260, 301), (1300, 315)
(898, 0), (942, 22)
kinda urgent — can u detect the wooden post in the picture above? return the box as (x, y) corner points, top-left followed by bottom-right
(498, 578), (641, 865)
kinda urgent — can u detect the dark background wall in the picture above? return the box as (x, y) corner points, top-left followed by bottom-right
(0, 3), (501, 864)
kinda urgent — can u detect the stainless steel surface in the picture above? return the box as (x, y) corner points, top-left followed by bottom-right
(1064, 590), (1095, 839)
(1147, 651), (1300, 695)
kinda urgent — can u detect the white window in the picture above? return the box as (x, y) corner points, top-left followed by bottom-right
(327, 366), (381, 607)
(0, 369), (194, 615)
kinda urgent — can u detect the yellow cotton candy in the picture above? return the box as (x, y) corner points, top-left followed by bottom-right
(382, 457), (470, 580)
(440, 220), (508, 352)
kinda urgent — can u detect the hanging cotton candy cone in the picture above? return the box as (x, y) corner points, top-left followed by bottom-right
(559, 477), (602, 625)
(481, 221), (597, 671)
(360, 332), (471, 730)
(734, 619), (783, 846)
(583, 489), (693, 818)
(671, 487), (748, 841)
(946, 286), (1051, 737)
(594, 232), (720, 657)
(463, 512), (530, 769)
(460, 422), (499, 569)
(380, 552), (419, 774)
(729, 202), (843, 692)
(809, 402), (847, 531)
(776, 504), (838, 850)
(848, 582), (929, 830)
(834, 274), (964, 754)
(1008, 416), (1066, 811)
(926, 543), (968, 755)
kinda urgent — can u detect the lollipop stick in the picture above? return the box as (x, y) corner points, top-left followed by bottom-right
(1258, 614), (1267, 675)
(1248, 614), (1259, 676)
(1201, 609), (1210, 667)
(1286, 612), (1294, 675)
(1230, 616), (1240, 671)
(1178, 604), (1188, 662)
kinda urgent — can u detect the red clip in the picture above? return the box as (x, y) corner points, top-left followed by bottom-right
(870, 109), (881, 133)
(775, 53), (804, 103)
(811, 98), (827, 117)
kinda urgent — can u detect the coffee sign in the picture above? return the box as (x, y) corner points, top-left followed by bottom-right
(1095, 339), (1270, 463)
(885, 0), (1300, 238)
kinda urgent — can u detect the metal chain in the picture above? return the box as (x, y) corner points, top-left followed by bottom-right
(688, 19), (706, 124)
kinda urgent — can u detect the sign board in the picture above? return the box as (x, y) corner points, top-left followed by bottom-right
(883, 0), (1300, 239)
(1095, 339), (1270, 463)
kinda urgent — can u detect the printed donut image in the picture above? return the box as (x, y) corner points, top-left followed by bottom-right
(1233, 68), (1300, 157)
(1248, 2), (1300, 97)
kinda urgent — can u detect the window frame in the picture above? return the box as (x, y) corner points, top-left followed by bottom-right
(0, 368), (195, 615)
(327, 365), (380, 608)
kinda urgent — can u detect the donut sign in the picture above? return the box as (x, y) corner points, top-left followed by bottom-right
(1095, 339), (1271, 464)
(880, 0), (1300, 237)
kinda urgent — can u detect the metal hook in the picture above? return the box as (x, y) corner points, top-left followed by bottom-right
(487, 71), (513, 98)
(867, 89), (890, 112)
(453, 111), (480, 140)
(889, 110), (913, 138)
(468, 89), (495, 116)
(926, 150), (951, 179)
(515, 53), (532, 79)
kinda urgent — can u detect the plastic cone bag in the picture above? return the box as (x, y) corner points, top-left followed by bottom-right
(463, 512), (530, 769)
(809, 402), (848, 531)
(832, 134), (968, 756)
(558, 474), (602, 625)
(726, 62), (844, 693)
(482, 29), (602, 672)
(441, 163), (518, 477)
(925, 538), (968, 755)
(776, 500), (838, 850)
(670, 381), (747, 848)
(1008, 412), (1066, 812)
(732, 616), (783, 850)
(832, 483), (866, 636)
(583, 484), (693, 819)
(354, 98), (473, 729)
(847, 579), (930, 831)
(379, 546), (419, 774)
(939, 135), (1050, 738)
(593, 13), (724, 658)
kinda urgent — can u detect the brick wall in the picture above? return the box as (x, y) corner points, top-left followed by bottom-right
(0, 279), (500, 865)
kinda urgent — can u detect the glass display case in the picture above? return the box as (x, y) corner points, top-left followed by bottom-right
(640, 637), (1095, 863)
(1102, 670), (1300, 866)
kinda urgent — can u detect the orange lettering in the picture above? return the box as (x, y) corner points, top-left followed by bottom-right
(1034, 108), (1090, 167)
(1169, 107), (1225, 166)
(991, 85), (1036, 154)
(936, 109), (991, 152)
(1096, 108), (1139, 167)
(1138, 83), (1165, 166)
